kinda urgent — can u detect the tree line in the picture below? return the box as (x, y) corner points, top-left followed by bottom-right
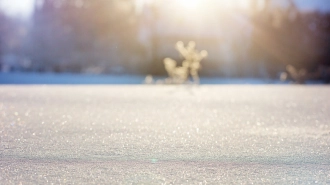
(0, 0), (329, 81)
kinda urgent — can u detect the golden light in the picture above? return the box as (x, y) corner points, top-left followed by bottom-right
(170, 0), (250, 16)
(177, 0), (200, 10)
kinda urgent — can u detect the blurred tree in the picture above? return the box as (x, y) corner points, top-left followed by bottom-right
(249, 0), (330, 79)
(0, 11), (7, 61)
(28, 0), (142, 73)
(0, 10), (26, 71)
(28, 0), (63, 71)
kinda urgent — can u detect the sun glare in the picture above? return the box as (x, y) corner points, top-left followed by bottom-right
(174, 0), (250, 14)
(177, 0), (200, 10)
(0, 0), (34, 17)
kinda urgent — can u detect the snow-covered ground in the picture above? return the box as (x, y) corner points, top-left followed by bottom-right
(1, 85), (330, 184)
(0, 72), (325, 85)
(0, 72), (147, 84)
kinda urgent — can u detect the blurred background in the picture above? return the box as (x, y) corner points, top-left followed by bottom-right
(0, 0), (329, 82)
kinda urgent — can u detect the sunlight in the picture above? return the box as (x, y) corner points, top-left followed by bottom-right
(161, 0), (252, 26)
(177, 0), (200, 10)
(0, 0), (34, 17)
(172, 0), (250, 15)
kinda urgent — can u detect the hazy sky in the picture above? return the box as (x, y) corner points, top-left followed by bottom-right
(295, 0), (330, 12)
(0, 0), (34, 17)
(0, 0), (329, 17)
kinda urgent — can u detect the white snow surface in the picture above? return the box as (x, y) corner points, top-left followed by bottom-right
(0, 85), (330, 184)
(0, 72), (294, 85)
(1, 72), (325, 84)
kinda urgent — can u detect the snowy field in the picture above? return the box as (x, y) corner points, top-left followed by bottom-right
(0, 72), (291, 84)
(1, 85), (330, 184)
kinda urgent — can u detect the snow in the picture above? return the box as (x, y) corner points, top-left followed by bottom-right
(0, 72), (273, 84)
(1, 72), (325, 85)
(0, 72), (147, 84)
(0, 85), (330, 184)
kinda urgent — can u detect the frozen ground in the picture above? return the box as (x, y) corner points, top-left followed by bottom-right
(0, 85), (330, 184)
(0, 72), (147, 84)
(0, 72), (291, 84)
